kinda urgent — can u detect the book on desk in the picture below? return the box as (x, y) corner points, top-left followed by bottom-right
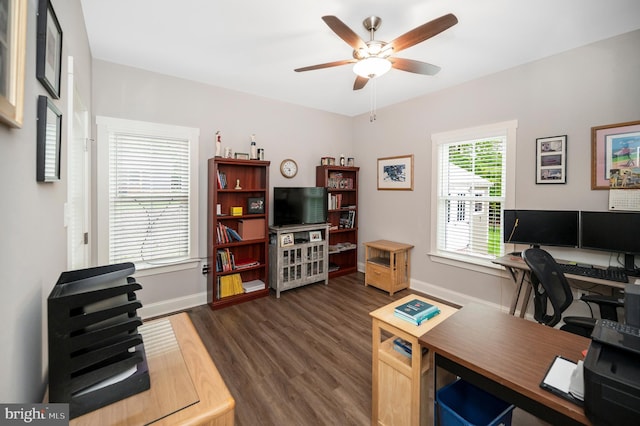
(394, 299), (441, 325)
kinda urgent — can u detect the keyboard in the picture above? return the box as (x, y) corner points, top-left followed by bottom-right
(591, 319), (640, 355)
(557, 263), (628, 283)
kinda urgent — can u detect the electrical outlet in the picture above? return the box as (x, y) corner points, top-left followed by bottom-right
(202, 264), (210, 275)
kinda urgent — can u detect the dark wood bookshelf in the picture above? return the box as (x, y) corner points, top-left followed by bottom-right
(208, 158), (270, 309)
(316, 165), (359, 278)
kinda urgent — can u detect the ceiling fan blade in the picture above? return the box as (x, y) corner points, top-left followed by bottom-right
(322, 15), (367, 51)
(295, 59), (356, 72)
(353, 75), (369, 90)
(391, 58), (441, 75)
(389, 13), (458, 54)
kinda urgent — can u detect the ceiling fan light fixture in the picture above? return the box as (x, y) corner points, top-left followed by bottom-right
(353, 57), (392, 78)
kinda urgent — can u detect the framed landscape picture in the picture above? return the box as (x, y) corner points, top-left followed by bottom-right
(377, 154), (414, 190)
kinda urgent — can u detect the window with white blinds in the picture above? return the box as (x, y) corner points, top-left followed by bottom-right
(96, 117), (199, 267)
(431, 120), (517, 266)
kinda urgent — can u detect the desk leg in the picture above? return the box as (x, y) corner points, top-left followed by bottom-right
(519, 275), (532, 318)
(507, 267), (524, 315)
(371, 319), (381, 426)
(430, 352), (457, 426)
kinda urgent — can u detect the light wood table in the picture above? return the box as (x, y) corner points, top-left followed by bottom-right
(420, 303), (591, 425)
(364, 240), (414, 295)
(71, 313), (235, 426)
(370, 294), (458, 426)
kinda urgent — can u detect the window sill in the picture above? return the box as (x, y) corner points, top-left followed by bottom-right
(428, 251), (505, 277)
(133, 258), (201, 277)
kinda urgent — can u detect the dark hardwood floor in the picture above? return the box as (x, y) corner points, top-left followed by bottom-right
(188, 273), (411, 426)
(187, 273), (547, 426)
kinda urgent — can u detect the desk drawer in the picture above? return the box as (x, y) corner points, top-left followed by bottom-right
(366, 263), (391, 291)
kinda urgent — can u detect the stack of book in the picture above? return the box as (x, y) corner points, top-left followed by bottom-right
(217, 273), (243, 298)
(392, 337), (428, 359)
(394, 299), (440, 325)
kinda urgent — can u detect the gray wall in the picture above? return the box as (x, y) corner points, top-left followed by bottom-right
(354, 30), (640, 307)
(0, 0), (92, 403)
(1, 0), (638, 403)
(90, 60), (354, 311)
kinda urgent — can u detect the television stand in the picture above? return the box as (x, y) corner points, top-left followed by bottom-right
(269, 223), (329, 297)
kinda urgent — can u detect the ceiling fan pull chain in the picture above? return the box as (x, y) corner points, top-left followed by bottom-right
(369, 78), (377, 122)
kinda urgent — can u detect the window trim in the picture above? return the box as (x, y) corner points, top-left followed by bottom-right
(96, 116), (200, 270)
(430, 120), (518, 270)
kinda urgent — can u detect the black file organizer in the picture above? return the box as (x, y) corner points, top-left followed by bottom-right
(47, 263), (150, 419)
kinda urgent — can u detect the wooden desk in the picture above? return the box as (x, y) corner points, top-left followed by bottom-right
(419, 303), (591, 426)
(71, 313), (235, 426)
(493, 255), (628, 317)
(370, 294), (458, 426)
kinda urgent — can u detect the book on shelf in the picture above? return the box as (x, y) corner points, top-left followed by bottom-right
(394, 299), (441, 325)
(392, 338), (428, 359)
(216, 223), (242, 243)
(234, 258), (260, 269)
(216, 248), (235, 272)
(217, 171), (228, 189)
(217, 273), (243, 298)
(242, 279), (265, 293)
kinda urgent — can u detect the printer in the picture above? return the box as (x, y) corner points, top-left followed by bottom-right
(584, 341), (640, 425)
(583, 284), (640, 426)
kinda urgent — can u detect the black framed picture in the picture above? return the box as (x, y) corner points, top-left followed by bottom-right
(36, 95), (62, 182)
(536, 135), (567, 184)
(247, 197), (265, 214)
(36, 0), (63, 99)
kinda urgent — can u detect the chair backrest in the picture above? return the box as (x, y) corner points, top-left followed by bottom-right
(521, 247), (574, 327)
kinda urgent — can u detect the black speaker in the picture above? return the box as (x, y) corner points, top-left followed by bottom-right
(625, 283), (640, 327)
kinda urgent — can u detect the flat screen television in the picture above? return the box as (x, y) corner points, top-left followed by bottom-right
(503, 209), (579, 248)
(580, 211), (640, 274)
(273, 187), (328, 226)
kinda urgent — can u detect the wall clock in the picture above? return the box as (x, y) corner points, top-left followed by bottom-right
(280, 159), (298, 178)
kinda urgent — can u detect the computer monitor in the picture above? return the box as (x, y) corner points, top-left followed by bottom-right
(580, 211), (640, 275)
(503, 210), (579, 248)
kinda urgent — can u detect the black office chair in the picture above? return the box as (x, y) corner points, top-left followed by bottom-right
(521, 247), (623, 337)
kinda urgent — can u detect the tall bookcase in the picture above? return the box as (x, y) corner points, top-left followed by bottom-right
(316, 165), (359, 278)
(208, 158), (270, 309)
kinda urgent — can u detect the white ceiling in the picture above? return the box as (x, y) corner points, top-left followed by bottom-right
(79, 0), (640, 117)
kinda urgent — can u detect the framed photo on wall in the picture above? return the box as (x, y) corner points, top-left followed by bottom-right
(377, 154), (414, 190)
(36, 0), (63, 99)
(536, 135), (566, 184)
(36, 96), (62, 182)
(0, 0), (27, 128)
(591, 120), (640, 190)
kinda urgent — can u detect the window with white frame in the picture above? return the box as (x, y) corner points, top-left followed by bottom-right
(431, 120), (517, 267)
(96, 117), (199, 269)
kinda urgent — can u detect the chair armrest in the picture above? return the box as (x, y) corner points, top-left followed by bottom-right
(580, 294), (623, 307)
(580, 294), (623, 321)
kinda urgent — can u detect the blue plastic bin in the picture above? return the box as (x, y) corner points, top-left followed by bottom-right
(435, 380), (515, 426)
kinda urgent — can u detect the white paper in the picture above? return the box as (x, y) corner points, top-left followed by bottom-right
(543, 356), (577, 393)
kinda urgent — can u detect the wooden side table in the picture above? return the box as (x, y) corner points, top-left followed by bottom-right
(370, 295), (458, 426)
(364, 240), (414, 295)
(71, 313), (235, 426)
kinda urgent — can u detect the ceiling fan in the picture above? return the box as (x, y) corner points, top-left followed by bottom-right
(295, 13), (458, 90)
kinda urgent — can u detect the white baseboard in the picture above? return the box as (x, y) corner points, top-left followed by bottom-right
(139, 292), (208, 319)
(408, 278), (508, 313)
(357, 261), (509, 313)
